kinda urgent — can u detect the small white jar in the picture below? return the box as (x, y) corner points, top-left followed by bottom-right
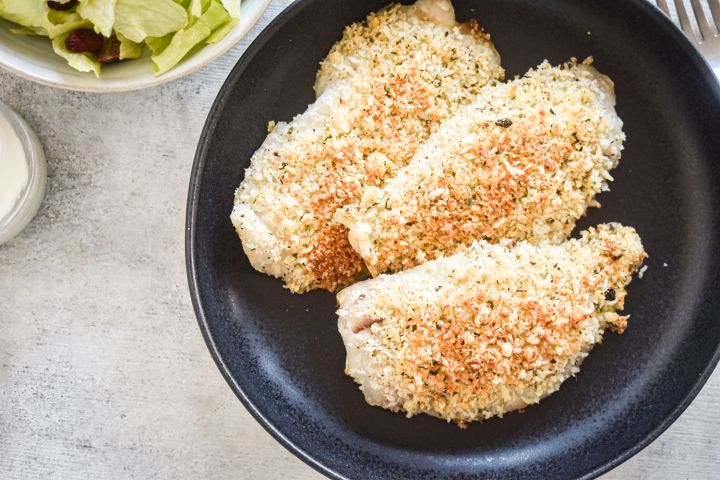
(0, 101), (46, 245)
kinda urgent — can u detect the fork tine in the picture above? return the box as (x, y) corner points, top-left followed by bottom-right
(690, 0), (714, 40)
(709, 0), (720, 31)
(674, 0), (699, 42)
(656, 0), (671, 15)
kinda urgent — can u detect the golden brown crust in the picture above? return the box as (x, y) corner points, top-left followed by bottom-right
(337, 224), (647, 426)
(339, 60), (624, 277)
(233, 2), (504, 292)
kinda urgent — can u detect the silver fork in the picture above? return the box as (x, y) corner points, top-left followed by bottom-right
(656, 0), (720, 77)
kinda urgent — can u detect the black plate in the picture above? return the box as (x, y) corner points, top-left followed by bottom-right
(186, 1), (720, 478)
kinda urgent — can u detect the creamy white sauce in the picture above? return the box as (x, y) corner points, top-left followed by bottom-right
(0, 112), (28, 222)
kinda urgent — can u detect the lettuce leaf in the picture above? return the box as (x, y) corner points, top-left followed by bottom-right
(118, 32), (142, 59)
(46, 11), (92, 39)
(188, 0), (211, 18)
(145, 33), (173, 55)
(2, 3), (100, 74)
(220, 0), (240, 19)
(113, 0), (187, 43)
(151, 0), (228, 75)
(77, 0), (116, 37)
(51, 33), (102, 77)
(151, 21), (209, 75)
(196, 0), (229, 30)
(205, 18), (237, 44)
(0, 0), (52, 32)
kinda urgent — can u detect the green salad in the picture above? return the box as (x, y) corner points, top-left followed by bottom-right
(0, 0), (242, 76)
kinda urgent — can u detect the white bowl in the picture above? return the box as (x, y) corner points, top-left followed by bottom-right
(0, 101), (46, 245)
(0, 0), (271, 92)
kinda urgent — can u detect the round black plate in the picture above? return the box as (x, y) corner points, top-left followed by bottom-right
(187, 1), (720, 478)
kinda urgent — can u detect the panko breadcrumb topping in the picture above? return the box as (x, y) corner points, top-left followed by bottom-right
(337, 223), (646, 426)
(337, 59), (625, 276)
(231, 0), (504, 293)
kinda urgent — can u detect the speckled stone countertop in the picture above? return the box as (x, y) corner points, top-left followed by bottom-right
(1, 1), (718, 479)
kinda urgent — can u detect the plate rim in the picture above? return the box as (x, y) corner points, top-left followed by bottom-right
(186, 0), (720, 478)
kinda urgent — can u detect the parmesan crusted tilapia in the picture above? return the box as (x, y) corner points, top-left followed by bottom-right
(337, 60), (625, 276)
(231, 0), (504, 293)
(337, 223), (646, 426)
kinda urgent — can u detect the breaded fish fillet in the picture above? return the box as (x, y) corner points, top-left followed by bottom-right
(337, 60), (624, 276)
(315, 0), (464, 95)
(231, 0), (504, 293)
(337, 223), (646, 426)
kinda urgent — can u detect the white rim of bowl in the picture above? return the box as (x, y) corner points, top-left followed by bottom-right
(0, 0), (271, 93)
(0, 101), (46, 245)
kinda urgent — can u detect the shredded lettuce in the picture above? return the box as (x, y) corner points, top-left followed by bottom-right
(51, 33), (102, 77)
(46, 11), (92, 39)
(145, 33), (174, 56)
(195, 1), (230, 31)
(117, 32), (142, 60)
(113, 0), (187, 43)
(206, 18), (237, 44)
(152, 0), (229, 75)
(189, 0), (212, 18)
(77, 0), (116, 37)
(0, 0), (52, 32)
(221, 0), (241, 19)
(1, 0), (242, 76)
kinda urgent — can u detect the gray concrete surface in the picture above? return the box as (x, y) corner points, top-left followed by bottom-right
(1, 1), (718, 478)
